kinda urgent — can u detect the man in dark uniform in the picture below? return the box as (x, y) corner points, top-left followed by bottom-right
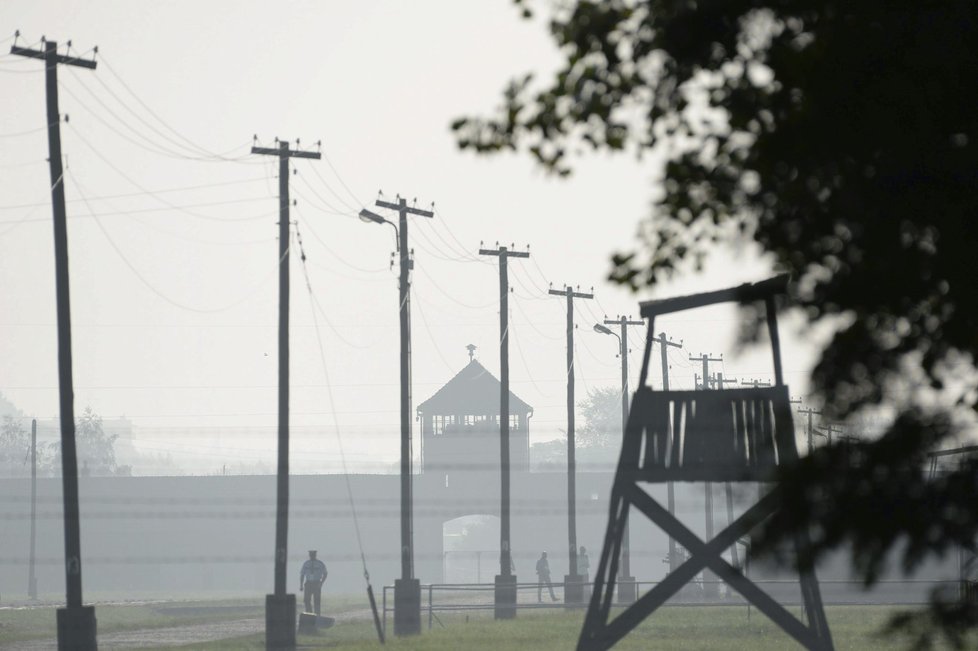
(579, 546), (591, 600)
(535, 551), (558, 602)
(299, 549), (328, 615)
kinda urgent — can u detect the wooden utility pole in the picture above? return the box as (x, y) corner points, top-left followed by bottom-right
(690, 352), (723, 599)
(597, 316), (646, 603)
(11, 37), (98, 651)
(29, 418), (37, 600)
(373, 195), (433, 636)
(815, 423), (844, 446)
(548, 285), (593, 603)
(479, 244), (529, 619)
(797, 407), (822, 454)
(251, 139), (320, 651)
(652, 333), (682, 573)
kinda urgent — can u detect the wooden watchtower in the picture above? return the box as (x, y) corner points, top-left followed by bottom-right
(417, 348), (533, 475)
(578, 275), (834, 650)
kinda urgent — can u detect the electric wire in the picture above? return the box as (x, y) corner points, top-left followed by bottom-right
(294, 166), (355, 215)
(60, 76), (205, 161)
(508, 309), (552, 398)
(85, 67), (255, 162)
(294, 225), (385, 644)
(292, 223), (371, 350)
(0, 123), (51, 138)
(411, 225), (484, 264)
(430, 209), (491, 264)
(305, 159), (359, 212)
(0, 170), (61, 237)
(412, 289), (457, 373)
(294, 206), (388, 274)
(98, 54), (260, 163)
(0, 175), (269, 211)
(509, 265), (549, 301)
(68, 169), (282, 314)
(414, 265), (496, 310)
(67, 123), (275, 223)
(512, 297), (563, 342)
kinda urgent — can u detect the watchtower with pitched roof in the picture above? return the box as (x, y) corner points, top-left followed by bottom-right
(417, 346), (533, 474)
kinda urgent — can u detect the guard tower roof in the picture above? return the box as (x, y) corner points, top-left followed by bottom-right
(417, 359), (533, 416)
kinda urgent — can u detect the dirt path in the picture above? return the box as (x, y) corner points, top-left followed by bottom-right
(1, 609), (374, 650)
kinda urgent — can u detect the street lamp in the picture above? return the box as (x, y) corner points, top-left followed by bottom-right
(359, 209), (399, 249)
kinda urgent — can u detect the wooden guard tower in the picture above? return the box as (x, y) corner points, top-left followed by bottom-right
(578, 275), (834, 650)
(417, 351), (533, 475)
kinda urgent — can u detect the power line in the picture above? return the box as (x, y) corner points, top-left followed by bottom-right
(97, 54), (259, 163)
(67, 124), (277, 223)
(304, 158), (359, 212)
(0, 175), (268, 211)
(68, 170), (281, 313)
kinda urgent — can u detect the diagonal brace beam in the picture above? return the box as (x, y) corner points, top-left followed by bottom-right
(626, 485), (827, 649)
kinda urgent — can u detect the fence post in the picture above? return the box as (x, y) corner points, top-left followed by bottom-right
(382, 585), (387, 637)
(429, 584), (434, 630)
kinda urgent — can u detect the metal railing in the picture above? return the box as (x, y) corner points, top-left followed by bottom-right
(381, 578), (965, 636)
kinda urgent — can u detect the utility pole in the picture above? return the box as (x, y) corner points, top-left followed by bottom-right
(690, 352), (723, 599)
(12, 37), (98, 651)
(714, 372), (737, 390)
(652, 333), (683, 574)
(363, 195), (433, 636)
(797, 407), (822, 454)
(251, 138), (320, 651)
(479, 244), (529, 619)
(815, 424), (844, 446)
(594, 316), (647, 603)
(548, 285), (593, 604)
(29, 418), (37, 600)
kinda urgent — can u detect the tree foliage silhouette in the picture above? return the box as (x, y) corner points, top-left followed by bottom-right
(453, 1), (978, 646)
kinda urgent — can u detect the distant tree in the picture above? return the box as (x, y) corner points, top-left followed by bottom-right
(41, 407), (121, 477)
(454, 1), (978, 645)
(530, 438), (565, 471)
(578, 386), (622, 450)
(0, 416), (30, 478)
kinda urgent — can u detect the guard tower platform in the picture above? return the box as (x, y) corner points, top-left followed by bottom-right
(578, 275), (834, 650)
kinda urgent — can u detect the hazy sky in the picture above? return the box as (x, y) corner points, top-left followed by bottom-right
(0, 1), (823, 473)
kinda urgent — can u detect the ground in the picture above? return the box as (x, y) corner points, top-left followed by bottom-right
(2, 599), (973, 650)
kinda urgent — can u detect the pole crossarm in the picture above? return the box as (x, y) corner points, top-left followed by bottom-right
(376, 198), (433, 218)
(604, 318), (644, 327)
(251, 144), (321, 160)
(479, 248), (530, 259)
(549, 287), (594, 299)
(10, 44), (97, 69)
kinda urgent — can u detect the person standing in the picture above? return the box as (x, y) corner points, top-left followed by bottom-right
(535, 551), (557, 602)
(299, 549), (328, 615)
(579, 546), (591, 601)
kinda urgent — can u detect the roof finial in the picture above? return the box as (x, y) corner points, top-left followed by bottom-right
(466, 343), (477, 362)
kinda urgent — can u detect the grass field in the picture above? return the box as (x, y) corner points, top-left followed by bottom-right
(0, 595), (365, 645)
(134, 605), (970, 651)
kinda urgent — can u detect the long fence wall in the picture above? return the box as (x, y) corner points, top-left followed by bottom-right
(0, 472), (960, 602)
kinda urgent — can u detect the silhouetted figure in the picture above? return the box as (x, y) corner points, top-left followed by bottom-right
(299, 549), (327, 615)
(579, 546), (591, 599)
(536, 551), (557, 602)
